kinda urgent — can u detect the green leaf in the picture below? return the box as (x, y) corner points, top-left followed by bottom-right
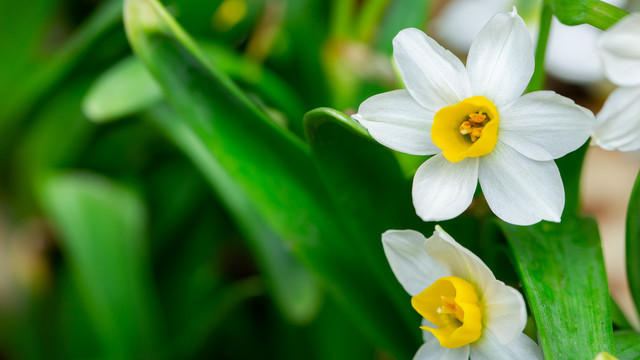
(611, 297), (632, 330)
(83, 56), (163, 122)
(148, 105), (322, 325)
(549, 0), (628, 30)
(557, 142), (589, 217)
(83, 43), (305, 132)
(41, 172), (161, 359)
(501, 218), (614, 359)
(0, 0), (123, 146)
(12, 78), (95, 214)
(124, 0), (415, 355)
(375, 0), (432, 54)
(626, 168), (640, 316)
(304, 107), (421, 324)
(614, 331), (640, 360)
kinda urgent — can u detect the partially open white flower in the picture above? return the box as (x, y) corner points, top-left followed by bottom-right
(593, 13), (640, 151)
(383, 226), (542, 360)
(352, 9), (594, 225)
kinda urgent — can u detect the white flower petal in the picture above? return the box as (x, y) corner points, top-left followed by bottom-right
(499, 91), (594, 161)
(415, 338), (470, 360)
(382, 230), (449, 296)
(470, 331), (542, 360)
(412, 155), (478, 221)
(466, 10), (534, 108)
(478, 142), (564, 225)
(482, 281), (528, 344)
(599, 13), (640, 86)
(353, 90), (440, 155)
(393, 28), (472, 111)
(593, 85), (640, 151)
(424, 225), (497, 294)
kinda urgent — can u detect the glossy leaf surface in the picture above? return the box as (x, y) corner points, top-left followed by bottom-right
(502, 218), (614, 359)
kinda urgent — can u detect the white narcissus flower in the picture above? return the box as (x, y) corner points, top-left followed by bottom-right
(593, 13), (640, 151)
(383, 226), (542, 360)
(352, 9), (594, 226)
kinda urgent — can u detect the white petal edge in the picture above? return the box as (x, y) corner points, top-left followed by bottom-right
(425, 225), (497, 296)
(470, 331), (542, 360)
(466, 9), (534, 108)
(382, 230), (449, 296)
(478, 142), (564, 225)
(412, 154), (479, 222)
(393, 28), (472, 112)
(592, 85), (640, 152)
(353, 90), (440, 155)
(414, 337), (470, 360)
(499, 90), (594, 161)
(599, 13), (640, 87)
(481, 281), (528, 344)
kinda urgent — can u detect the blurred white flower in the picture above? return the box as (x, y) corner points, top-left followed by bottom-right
(353, 9), (594, 225)
(592, 13), (640, 151)
(434, 0), (627, 85)
(382, 226), (542, 360)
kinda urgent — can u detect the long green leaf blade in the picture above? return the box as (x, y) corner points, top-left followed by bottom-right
(304, 107), (422, 329)
(614, 331), (640, 360)
(124, 0), (416, 355)
(147, 105), (321, 325)
(41, 172), (161, 359)
(626, 168), (640, 316)
(501, 218), (614, 359)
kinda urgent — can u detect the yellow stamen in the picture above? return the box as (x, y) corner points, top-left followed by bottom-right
(412, 276), (482, 348)
(431, 96), (499, 162)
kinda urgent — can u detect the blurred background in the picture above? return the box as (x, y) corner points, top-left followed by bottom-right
(0, 0), (638, 358)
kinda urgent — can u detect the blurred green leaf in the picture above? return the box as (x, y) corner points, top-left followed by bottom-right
(501, 218), (614, 359)
(0, 0), (55, 94)
(0, 0), (122, 146)
(375, 0), (432, 54)
(611, 297), (632, 330)
(148, 105), (322, 325)
(549, 0), (627, 29)
(310, 299), (375, 360)
(124, 0), (416, 355)
(41, 172), (161, 359)
(48, 268), (103, 359)
(614, 331), (640, 360)
(83, 57), (163, 122)
(83, 43), (304, 133)
(13, 79), (94, 214)
(626, 168), (640, 316)
(171, 276), (265, 359)
(304, 107), (420, 320)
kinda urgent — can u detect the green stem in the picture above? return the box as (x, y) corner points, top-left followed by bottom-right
(355, 0), (391, 42)
(329, 0), (355, 38)
(527, 3), (552, 93)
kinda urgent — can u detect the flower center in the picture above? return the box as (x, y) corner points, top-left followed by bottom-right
(411, 276), (482, 348)
(431, 96), (499, 163)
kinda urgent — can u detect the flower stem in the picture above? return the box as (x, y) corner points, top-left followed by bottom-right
(355, 0), (392, 42)
(329, 0), (355, 38)
(527, 3), (552, 93)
